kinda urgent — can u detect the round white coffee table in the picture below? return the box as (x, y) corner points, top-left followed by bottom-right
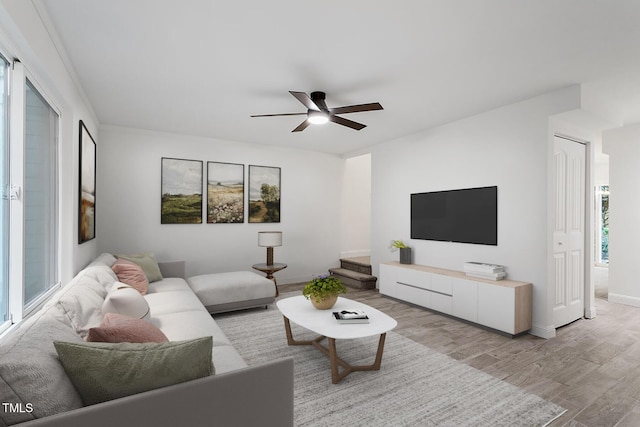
(276, 295), (397, 384)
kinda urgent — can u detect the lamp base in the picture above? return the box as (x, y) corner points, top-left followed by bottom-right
(266, 247), (274, 266)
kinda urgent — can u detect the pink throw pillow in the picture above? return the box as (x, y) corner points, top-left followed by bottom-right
(87, 313), (168, 343)
(112, 258), (149, 295)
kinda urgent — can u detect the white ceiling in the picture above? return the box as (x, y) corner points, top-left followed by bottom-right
(38, 0), (640, 155)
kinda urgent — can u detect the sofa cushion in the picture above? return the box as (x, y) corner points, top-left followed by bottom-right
(147, 277), (193, 293)
(56, 277), (107, 339)
(112, 258), (149, 294)
(143, 290), (205, 316)
(54, 337), (214, 406)
(151, 311), (232, 346)
(0, 307), (84, 425)
(211, 345), (248, 375)
(81, 264), (118, 292)
(88, 252), (117, 268)
(116, 252), (163, 283)
(87, 313), (168, 343)
(102, 282), (150, 320)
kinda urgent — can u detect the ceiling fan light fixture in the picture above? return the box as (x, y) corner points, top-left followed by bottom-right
(307, 110), (329, 125)
(251, 90), (382, 132)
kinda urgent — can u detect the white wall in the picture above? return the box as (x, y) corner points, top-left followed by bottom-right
(0, 1), (99, 281)
(97, 126), (344, 284)
(594, 159), (609, 187)
(370, 86), (582, 337)
(340, 153), (371, 258)
(602, 123), (640, 306)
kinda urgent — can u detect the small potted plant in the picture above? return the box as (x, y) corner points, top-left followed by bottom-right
(302, 274), (347, 310)
(390, 240), (412, 264)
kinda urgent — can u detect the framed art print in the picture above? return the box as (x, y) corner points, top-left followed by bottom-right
(248, 165), (280, 223)
(161, 157), (203, 224)
(207, 161), (244, 223)
(79, 120), (96, 243)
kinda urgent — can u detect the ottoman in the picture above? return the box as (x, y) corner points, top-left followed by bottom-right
(187, 271), (277, 314)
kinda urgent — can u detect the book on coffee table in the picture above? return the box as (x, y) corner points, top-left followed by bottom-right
(333, 310), (369, 324)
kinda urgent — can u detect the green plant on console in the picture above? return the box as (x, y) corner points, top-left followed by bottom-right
(389, 240), (408, 251)
(302, 274), (347, 303)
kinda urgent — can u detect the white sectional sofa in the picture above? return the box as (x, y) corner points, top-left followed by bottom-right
(0, 253), (293, 427)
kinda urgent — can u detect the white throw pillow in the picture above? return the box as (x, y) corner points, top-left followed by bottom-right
(102, 282), (150, 320)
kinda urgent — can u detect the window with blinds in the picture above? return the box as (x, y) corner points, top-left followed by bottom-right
(0, 55), (8, 332)
(23, 79), (58, 309)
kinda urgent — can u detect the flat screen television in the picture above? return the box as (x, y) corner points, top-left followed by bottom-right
(410, 186), (497, 245)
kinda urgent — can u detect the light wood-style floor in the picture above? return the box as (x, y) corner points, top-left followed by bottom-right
(280, 267), (640, 427)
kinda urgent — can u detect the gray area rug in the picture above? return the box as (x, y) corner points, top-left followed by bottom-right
(215, 302), (566, 427)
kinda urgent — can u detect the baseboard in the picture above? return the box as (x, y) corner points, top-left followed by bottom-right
(339, 250), (371, 258)
(608, 293), (640, 308)
(584, 305), (597, 319)
(529, 324), (556, 339)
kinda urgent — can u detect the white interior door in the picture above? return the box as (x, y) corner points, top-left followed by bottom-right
(553, 135), (586, 328)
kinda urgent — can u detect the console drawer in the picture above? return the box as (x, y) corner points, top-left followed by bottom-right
(430, 274), (452, 296)
(396, 268), (431, 290)
(396, 283), (430, 307)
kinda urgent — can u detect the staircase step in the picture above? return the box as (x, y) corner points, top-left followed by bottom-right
(329, 267), (377, 290)
(340, 257), (372, 275)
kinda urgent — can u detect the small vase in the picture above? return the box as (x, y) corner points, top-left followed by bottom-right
(400, 247), (412, 264)
(310, 295), (338, 310)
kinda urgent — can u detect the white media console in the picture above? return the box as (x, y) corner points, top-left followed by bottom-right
(379, 261), (532, 335)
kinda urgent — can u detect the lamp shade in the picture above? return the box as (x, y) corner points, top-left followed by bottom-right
(258, 231), (282, 247)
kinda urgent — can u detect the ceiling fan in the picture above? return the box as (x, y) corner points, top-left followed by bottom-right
(251, 91), (383, 132)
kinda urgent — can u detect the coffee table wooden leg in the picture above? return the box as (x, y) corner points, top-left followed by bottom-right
(328, 338), (338, 383)
(282, 317), (388, 384)
(283, 316), (295, 345)
(328, 338), (353, 384)
(371, 333), (386, 370)
(283, 316), (325, 346)
(327, 333), (387, 384)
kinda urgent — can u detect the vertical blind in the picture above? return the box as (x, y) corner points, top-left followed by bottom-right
(24, 79), (58, 308)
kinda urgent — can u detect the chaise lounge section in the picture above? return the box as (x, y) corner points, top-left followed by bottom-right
(187, 271), (276, 314)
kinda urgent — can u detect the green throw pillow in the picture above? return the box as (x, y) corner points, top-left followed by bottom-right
(54, 337), (214, 406)
(116, 252), (163, 282)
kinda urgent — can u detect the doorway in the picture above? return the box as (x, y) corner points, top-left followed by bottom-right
(340, 153), (372, 259)
(552, 135), (587, 328)
(595, 185), (609, 266)
(594, 185), (609, 299)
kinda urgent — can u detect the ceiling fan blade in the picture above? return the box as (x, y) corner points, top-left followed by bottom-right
(292, 120), (311, 132)
(289, 91), (320, 111)
(250, 112), (307, 117)
(330, 102), (383, 115)
(330, 115), (366, 131)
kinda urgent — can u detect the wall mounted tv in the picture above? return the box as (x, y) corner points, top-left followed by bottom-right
(410, 186), (497, 245)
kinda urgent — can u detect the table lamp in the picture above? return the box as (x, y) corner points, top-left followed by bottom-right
(258, 231), (282, 266)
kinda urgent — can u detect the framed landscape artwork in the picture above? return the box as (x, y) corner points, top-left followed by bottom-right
(78, 120), (96, 243)
(161, 157), (203, 224)
(207, 161), (244, 223)
(248, 165), (281, 223)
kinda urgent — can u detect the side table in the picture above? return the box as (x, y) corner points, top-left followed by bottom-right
(252, 262), (287, 297)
